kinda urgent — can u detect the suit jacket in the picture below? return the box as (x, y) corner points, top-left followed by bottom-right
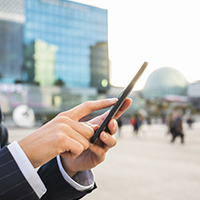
(0, 146), (96, 200)
(0, 122), (9, 148)
(0, 106), (9, 148)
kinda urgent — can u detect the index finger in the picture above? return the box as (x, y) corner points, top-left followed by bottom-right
(89, 98), (132, 125)
(64, 98), (118, 121)
(113, 98), (132, 119)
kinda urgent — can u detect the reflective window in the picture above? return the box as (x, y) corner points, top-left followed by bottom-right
(22, 0), (108, 87)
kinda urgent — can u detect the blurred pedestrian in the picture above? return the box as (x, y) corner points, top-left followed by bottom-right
(171, 110), (184, 144)
(167, 113), (174, 135)
(130, 115), (140, 135)
(147, 116), (151, 126)
(187, 116), (194, 128)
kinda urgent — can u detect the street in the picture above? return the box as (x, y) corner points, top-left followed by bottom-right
(8, 122), (200, 200)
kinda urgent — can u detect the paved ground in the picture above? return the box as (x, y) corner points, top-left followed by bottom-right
(8, 122), (200, 200)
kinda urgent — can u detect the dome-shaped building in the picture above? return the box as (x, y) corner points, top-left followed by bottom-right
(142, 67), (188, 99)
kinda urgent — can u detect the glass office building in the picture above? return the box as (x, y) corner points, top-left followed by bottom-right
(0, 0), (109, 89)
(90, 42), (110, 91)
(0, 0), (24, 83)
(23, 0), (109, 88)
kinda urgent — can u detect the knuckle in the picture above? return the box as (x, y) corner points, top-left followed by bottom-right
(58, 116), (66, 123)
(55, 122), (65, 132)
(76, 143), (84, 154)
(83, 101), (93, 111)
(55, 131), (66, 145)
(81, 123), (94, 138)
(56, 132), (65, 142)
(83, 140), (90, 150)
(98, 150), (106, 157)
(57, 111), (70, 118)
(54, 133), (67, 154)
(57, 112), (64, 117)
(56, 115), (70, 124)
(54, 124), (69, 143)
(112, 138), (117, 147)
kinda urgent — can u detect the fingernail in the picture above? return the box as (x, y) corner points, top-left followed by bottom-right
(102, 132), (108, 140)
(110, 119), (117, 130)
(114, 120), (118, 129)
(109, 98), (118, 103)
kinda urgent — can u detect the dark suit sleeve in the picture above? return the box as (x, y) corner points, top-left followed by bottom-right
(0, 146), (96, 200)
(0, 146), (39, 200)
(39, 158), (97, 200)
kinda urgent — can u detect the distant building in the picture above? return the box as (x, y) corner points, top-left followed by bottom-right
(23, 39), (58, 86)
(0, 0), (24, 83)
(141, 67), (188, 99)
(187, 81), (200, 110)
(0, 0), (109, 90)
(90, 42), (110, 92)
(187, 80), (200, 98)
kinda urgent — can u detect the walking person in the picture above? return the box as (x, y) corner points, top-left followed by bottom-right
(171, 110), (185, 144)
(130, 115), (140, 135)
(167, 113), (174, 136)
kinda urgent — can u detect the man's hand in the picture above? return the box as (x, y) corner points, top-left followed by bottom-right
(18, 98), (119, 168)
(60, 98), (132, 177)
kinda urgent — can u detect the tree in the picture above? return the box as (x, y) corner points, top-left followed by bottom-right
(54, 79), (64, 87)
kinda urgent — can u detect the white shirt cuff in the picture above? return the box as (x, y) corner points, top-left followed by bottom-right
(57, 155), (95, 191)
(7, 141), (94, 198)
(7, 141), (47, 199)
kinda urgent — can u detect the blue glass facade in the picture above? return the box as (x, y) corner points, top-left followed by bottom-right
(0, 0), (24, 84)
(23, 0), (108, 88)
(0, 20), (23, 83)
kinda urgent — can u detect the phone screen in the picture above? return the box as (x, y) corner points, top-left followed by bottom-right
(90, 61), (148, 144)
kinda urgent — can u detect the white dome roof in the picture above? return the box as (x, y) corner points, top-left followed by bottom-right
(142, 67), (188, 98)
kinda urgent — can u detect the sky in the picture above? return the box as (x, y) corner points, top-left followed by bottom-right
(70, 0), (200, 90)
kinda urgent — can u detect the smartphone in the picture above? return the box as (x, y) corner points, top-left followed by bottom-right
(90, 61), (148, 144)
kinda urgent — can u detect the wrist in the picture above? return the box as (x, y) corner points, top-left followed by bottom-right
(18, 139), (37, 168)
(57, 156), (95, 191)
(60, 156), (78, 177)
